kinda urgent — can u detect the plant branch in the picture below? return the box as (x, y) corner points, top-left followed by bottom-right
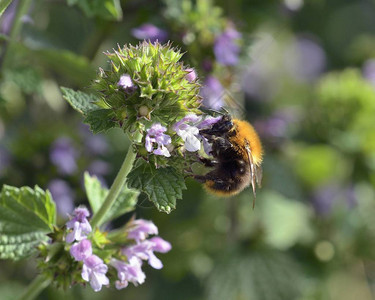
(90, 131), (142, 228)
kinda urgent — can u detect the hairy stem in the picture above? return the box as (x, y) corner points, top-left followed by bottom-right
(17, 274), (51, 300)
(90, 131), (142, 228)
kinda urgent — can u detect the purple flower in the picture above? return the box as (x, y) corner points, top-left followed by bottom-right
(173, 114), (202, 152)
(197, 116), (222, 129)
(363, 59), (375, 87)
(117, 74), (136, 93)
(70, 239), (92, 261)
(145, 123), (172, 157)
(311, 185), (339, 216)
(131, 23), (168, 43)
(200, 76), (224, 109)
(47, 179), (74, 217)
(0, 0), (17, 35)
(82, 255), (109, 292)
(214, 27), (241, 66)
(50, 137), (78, 175)
(66, 207), (92, 243)
(284, 37), (326, 81)
(110, 257), (146, 289)
(88, 160), (111, 176)
(185, 68), (197, 82)
(122, 237), (171, 270)
(84, 134), (109, 156)
(127, 219), (158, 243)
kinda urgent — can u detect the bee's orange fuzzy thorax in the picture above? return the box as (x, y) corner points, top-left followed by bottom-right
(231, 119), (263, 165)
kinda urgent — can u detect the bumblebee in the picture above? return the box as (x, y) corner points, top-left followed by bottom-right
(195, 114), (263, 205)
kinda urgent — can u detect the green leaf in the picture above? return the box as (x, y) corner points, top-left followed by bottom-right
(0, 0), (13, 18)
(84, 172), (138, 225)
(206, 251), (303, 300)
(67, 0), (122, 21)
(4, 67), (42, 94)
(61, 87), (99, 115)
(127, 161), (186, 213)
(83, 109), (116, 133)
(0, 185), (56, 260)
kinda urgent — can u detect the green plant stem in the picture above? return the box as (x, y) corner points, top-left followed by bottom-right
(90, 132), (142, 228)
(0, 0), (32, 72)
(17, 274), (51, 300)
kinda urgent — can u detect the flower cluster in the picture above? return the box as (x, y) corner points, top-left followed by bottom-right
(111, 219), (171, 289)
(66, 207), (109, 292)
(144, 114), (222, 158)
(65, 209), (171, 292)
(91, 42), (202, 133)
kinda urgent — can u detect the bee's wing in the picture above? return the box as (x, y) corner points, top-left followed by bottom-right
(255, 165), (263, 188)
(245, 143), (257, 208)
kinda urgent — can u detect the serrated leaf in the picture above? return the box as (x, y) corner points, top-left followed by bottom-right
(4, 67), (42, 94)
(127, 161), (186, 213)
(0, 185), (56, 260)
(83, 109), (117, 133)
(84, 172), (138, 225)
(61, 87), (99, 115)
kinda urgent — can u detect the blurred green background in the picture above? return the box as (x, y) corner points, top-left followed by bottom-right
(1, 0), (375, 299)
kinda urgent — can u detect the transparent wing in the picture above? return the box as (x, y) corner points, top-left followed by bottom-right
(245, 142), (262, 209)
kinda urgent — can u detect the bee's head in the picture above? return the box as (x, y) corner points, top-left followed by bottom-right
(200, 114), (233, 136)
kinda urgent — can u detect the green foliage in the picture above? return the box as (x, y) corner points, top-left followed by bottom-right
(84, 172), (139, 225)
(4, 67), (42, 94)
(206, 251), (303, 300)
(259, 191), (313, 250)
(83, 109), (117, 133)
(293, 145), (350, 188)
(0, 185), (56, 260)
(127, 160), (186, 213)
(66, 0), (122, 20)
(61, 87), (99, 115)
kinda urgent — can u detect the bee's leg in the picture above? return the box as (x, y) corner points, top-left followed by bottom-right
(199, 157), (218, 167)
(194, 171), (217, 183)
(211, 137), (237, 157)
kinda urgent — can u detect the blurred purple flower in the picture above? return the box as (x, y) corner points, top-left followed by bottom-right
(0, 147), (11, 177)
(88, 160), (111, 176)
(200, 76), (224, 109)
(363, 59), (375, 87)
(70, 239), (92, 261)
(111, 257), (146, 289)
(50, 137), (78, 175)
(131, 24), (168, 43)
(127, 219), (158, 243)
(82, 255), (109, 292)
(122, 237), (171, 270)
(214, 27), (241, 66)
(284, 37), (326, 81)
(85, 135), (109, 156)
(312, 185), (339, 216)
(145, 123), (172, 157)
(173, 114), (202, 152)
(66, 207), (92, 243)
(48, 179), (74, 217)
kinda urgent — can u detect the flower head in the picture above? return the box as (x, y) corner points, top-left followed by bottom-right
(82, 255), (109, 292)
(110, 257), (146, 289)
(185, 68), (197, 82)
(70, 239), (93, 261)
(66, 207), (92, 243)
(174, 114), (202, 152)
(145, 123), (172, 157)
(127, 219), (158, 243)
(214, 27), (241, 66)
(117, 74), (136, 93)
(131, 24), (168, 43)
(122, 237), (171, 270)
